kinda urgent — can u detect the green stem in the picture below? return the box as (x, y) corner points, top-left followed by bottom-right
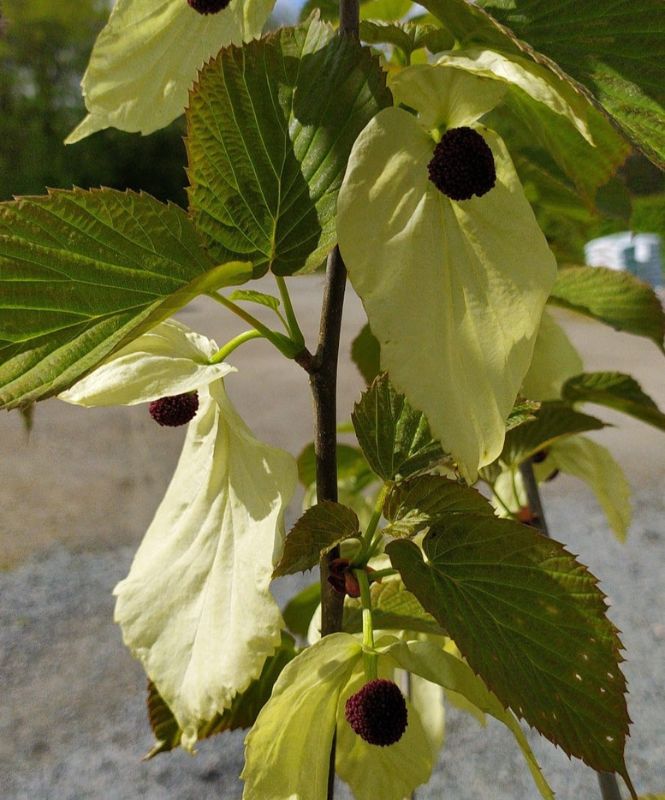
(368, 568), (397, 582)
(208, 292), (300, 359)
(356, 569), (378, 681)
(357, 483), (390, 562)
(210, 329), (263, 363)
(275, 276), (305, 347)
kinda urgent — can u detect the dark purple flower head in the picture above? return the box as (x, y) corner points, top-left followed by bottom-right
(344, 679), (408, 746)
(428, 126), (496, 201)
(188, 0), (232, 15)
(149, 391), (199, 427)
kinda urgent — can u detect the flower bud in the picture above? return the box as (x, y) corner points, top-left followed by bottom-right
(345, 679), (408, 746)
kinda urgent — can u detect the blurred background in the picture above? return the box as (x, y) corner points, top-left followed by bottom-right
(1, 2), (664, 799)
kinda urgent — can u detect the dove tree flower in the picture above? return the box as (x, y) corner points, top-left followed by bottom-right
(61, 319), (298, 748)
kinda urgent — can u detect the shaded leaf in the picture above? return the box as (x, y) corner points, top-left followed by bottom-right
(534, 435), (632, 541)
(502, 401), (606, 466)
(383, 475), (493, 538)
(387, 519), (631, 775)
(351, 323), (381, 385)
(549, 267), (665, 350)
(282, 582), (320, 639)
(186, 17), (391, 277)
(0, 189), (250, 409)
(273, 501), (360, 577)
(343, 579), (446, 636)
(352, 373), (445, 481)
(145, 633), (297, 757)
(563, 372), (665, 432)
(297, 442), (377, 494)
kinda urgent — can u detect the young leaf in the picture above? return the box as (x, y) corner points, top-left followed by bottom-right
(145, 633), (297, 757)
(282, 582), (321, 639)
(227, 289), (281, 312)
(343, 579), (446, 636)
(352, 373), (445, 481)
(478, 0), (665, 168)
(501, 401), (606, 467)
(548, 267), (665, 350)
(521, 310), (584, 401)
(563, 372), (665, 432)
(273, 501), (361, 577)
(114, 382), (297, 748)
(534, 436), (632, 542)
(0, 189), (250, 409)
(506, 399), (540, 432)
(67, 0), (273, 142)
(186, 16), (391, 277)
(387, 519), (632, 776)
(351, 323), (381, 385)
(383, 474), (493, 538)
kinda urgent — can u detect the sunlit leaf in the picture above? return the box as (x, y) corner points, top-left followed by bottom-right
(228, 289), (281, 312)
(0, 189), (249, 409)
(549, 267), (665, 350)
(187, 16), (391, 276)
(383, 475), (493, 538)
(352, 373), (446, 481)
(388, 519), (632, 776)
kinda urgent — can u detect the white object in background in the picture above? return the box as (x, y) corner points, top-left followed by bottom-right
(584, 231), (663, 289)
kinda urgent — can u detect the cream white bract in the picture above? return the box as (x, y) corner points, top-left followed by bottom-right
(60, 319), (298, 748)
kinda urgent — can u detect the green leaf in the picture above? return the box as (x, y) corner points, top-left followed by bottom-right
(548, 267), (665, 350)
(352, 373), (446, 481)
(387, 520), (632, 776)
(534, 435), (631, 541)
(0, 189), (250, 409)
(282, 582), (321, 639)
(506, 399), (540, 432)
(563, 372), (665, 432)
(338, 96), (556, 479)
(186, 17), (391, 277)
(273, 501), (361, 577)
(145, 633), (297, 757)
(66, 0), (274, 142)
(522, 310), (584, 401)
(351, 323), (381, 385)
(383, 639), (555, 800)
(478, 0), (665, 168)
(227, 289), (281, 312)
(360, 20), (415, 55)
(297, 442), (377, 494)
(343, 579), (446, 636)
(383, 475), (493, 538)
(502, 401), (606, 466)
(242, 633), (362, 799)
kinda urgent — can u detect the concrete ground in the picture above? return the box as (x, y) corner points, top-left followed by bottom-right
(1, 276), (664, 799)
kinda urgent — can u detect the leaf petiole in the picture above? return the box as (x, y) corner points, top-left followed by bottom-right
(275, 276), (305, 347)
(356, 568), (378, 681)
(208, 291), (302, 359)
(210, 329), (263, 363)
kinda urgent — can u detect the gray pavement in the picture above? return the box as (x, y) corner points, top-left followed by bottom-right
(1, 277), (664, 798)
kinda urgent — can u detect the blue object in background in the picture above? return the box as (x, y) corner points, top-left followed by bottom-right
(584, 232), (664, 289)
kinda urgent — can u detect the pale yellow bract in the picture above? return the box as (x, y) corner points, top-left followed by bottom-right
(66, 0), (275, 142)
(522, 310), (585, 401)
(337, 65), (557, 479)
(60, 319), (298, 748)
